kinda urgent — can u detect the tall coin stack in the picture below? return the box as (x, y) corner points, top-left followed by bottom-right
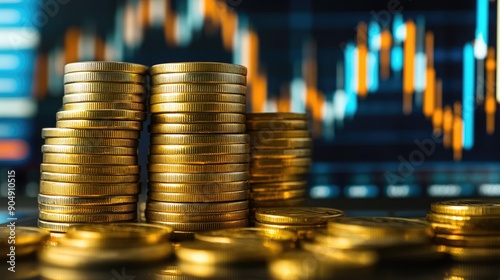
(246, 113), (312, 217)
(146, 62), (250, 240)
(38, 61), (148, 233)
(427, 199), (500, 262)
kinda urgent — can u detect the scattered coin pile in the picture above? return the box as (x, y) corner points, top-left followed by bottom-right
(38, 61), (148, 233)
(247, 113), (312, 215)
(301, 217), (439, 264)
(254, 207), (344, 240)
(39, 223), (173, 267)
(427, 199), (500, 261)
(146, 62), (250, 240)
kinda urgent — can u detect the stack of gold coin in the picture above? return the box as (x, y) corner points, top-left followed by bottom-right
(39, 223), (173, 267)
(146, 62), (250, 240)
(301, 217), (439, 264)
(254, 207), (345, 240)
(427, 199), (500, 261)
(246, 113), (312, 214)
(38, 61), (148, 233)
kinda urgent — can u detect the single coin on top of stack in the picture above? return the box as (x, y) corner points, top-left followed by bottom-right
(38, 61), (148, 233)
(146, 62), (250, 240)
(427, 199), (500, 262)
(246, 113), (312, 218)
(254, 207), (345, 240)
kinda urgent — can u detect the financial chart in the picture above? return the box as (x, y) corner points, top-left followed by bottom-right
(0, 0), (498, 211)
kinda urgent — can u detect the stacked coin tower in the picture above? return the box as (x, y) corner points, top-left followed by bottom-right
(427, 199), (500, 261)
(145, 62), (250, 240)
(38, 61), (148, 233)
(246, 113), (312, 214)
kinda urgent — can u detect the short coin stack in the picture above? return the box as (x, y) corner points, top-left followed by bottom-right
(38, 61), (148, 233)
(246, 113), (312, 214)
(254, 207), (345, 240)
(427, 199), (500, 261)
(146, 62), (250, 240)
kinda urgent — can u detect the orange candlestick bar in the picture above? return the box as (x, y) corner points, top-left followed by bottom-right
(452, 103), (463, 160)
(357, 22), (368, 97)
(486, 47), (496, 134)
(380, 29), (392, 80)
(403, 20), (416, 115)
(443, 105), (453, 149)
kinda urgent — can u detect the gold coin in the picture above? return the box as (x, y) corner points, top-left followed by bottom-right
(313, 229), (429, 249)
(148, 190), (249, 202)
(251, 148), (311, 158)
(250, 189), (306, 201)
(255, 207), (345, 225)
(268, 251), (372, 280)
(248, 174), (305, 183)
(0, 226), (49, 248)
(148, 181), (248, 193)
(250, 181), (308, 192)
(38, 203), (136, 214)
(300, 242), (378, 265)
(41, 128), (140, 139)
(249, 130), (310, 138)
(250, 166), (309, 176)
(149, 123), (245, 133)
(327, 217), (429, 238)
(39, 242), (172, 266)
(150, 93), (246, 104)
(64, 72), (146, 84)
(150, 62), (247, 75)
(64, 61), (148, 74)
(194, 227), (297, 249)
(38, 194), (138, 206)
(64, 82), (146, 94)
(246, 120), (308, 130)
(148, 163), (248, 173)
(150, 113), (245, 124)
(146, 200), (248, 213)
(145, 209), (248, 223)
(43, 153), (137, 165)
(149, 144), (249, 155)
(246, 113), (308, 120)
(56, 110), (146, 121)
(42, 145), (137, 155)
(40, 164), (140, 175)
(149, 219), (248, 232)
(63, 93), (145, 104)
(254, 222), (323, 239)
(148, 154), (250, 164)
(38, 220), (86, 232)
(150, 103), (246, 114)
(39, 211), (136, 223)
(250, 138), (312, 149)
(44, 137), (139, 147)
(151, 83), (246, 94)
(150, 134), (249, 145)
(433, 234), (500, 247)
(250, 158), (312, 168)
(148, 172), (248, 183)
(63, 102), (145, 111)
(56, 120), (143, 130)
(65, 222), (173, 243)
(151, 72), (246, 85)
(439, 246), (500, 262)
(175, 240), (282, 265)
(40, 172), (139, 183)
(427, 212), (500, 227)
(39, 181), (140, 196)
(429, 222), (495, 235)
(431, 200), (500, 216)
